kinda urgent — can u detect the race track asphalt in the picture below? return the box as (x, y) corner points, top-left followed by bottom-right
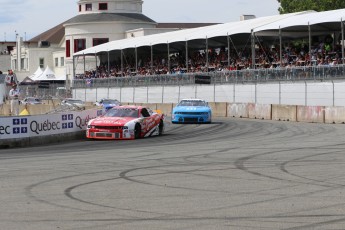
(1, 117), (345, 230)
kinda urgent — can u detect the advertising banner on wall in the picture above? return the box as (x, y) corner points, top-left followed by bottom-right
(0, 109), (103, 140)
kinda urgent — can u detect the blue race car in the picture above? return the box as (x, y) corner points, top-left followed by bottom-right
(172, 99), (212, 124)
(95, 98), (121, 113)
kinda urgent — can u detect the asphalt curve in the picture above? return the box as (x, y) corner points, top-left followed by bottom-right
(1, 117), (345, 230)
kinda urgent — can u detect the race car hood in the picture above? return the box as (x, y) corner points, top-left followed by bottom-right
(174, 106), (210, 112)
(90, 116), (136, 126)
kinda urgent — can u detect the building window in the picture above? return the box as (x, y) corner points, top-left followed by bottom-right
(74, 39), (86, 52)
(12, 60), (16, 70)
(79, 5), (82, 12)
(39, 58), (44, 69)
(85, 4), (92, 11)
(60, 57), (65, 67)
(21, 58), (25, 70)
(55, 58), (59, 67)
(99, 3), (108, 10)
(93, 38), (109, 46)
(66, 40), (70, 57)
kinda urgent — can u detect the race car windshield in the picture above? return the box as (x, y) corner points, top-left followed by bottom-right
(178, 100), (207, 107)
(102, 99), (120, 105)
(104, 108), (139, 118)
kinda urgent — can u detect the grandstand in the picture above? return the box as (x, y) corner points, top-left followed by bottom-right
(72, 8), (345, 85)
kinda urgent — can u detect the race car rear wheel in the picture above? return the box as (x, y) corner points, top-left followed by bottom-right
(134, 124), (141, 139)
(158, 120), (164, 135)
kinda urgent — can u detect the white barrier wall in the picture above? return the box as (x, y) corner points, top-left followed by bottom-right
(232, 84), (256, 104)
(0, 83), (5, 104)
(334, 82), (345, 106)
(215, 85), (234, 102)
(281, 83), (306, 106)
(74, 81), (345, 106)
(148, 86), (163, 103)
(307, 82), (333, 106)
(180, 85), (197, 100)
(0, 109), (101, 140)
(257, 84), (280, 105)
(134, 87), (149, 103)
(162, 86), (180, 103)
(197, 85), (215, 102)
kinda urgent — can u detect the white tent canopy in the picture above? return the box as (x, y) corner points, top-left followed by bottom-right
(254, 9), (345, 32)
(74, 9), (345, 57)
(31, 66), (65, 81)
(29, 67), (43, 81)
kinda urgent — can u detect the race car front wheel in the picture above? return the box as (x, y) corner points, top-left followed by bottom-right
(134, 124), (141, 139)
(158, 120), (164, 135)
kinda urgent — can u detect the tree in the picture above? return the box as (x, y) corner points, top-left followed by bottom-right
(277, 0), (345, 14)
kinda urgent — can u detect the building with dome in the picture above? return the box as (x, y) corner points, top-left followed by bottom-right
(9, 0), (217, 83)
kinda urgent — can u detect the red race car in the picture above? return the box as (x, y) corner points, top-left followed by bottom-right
(86, 105), (165, 140)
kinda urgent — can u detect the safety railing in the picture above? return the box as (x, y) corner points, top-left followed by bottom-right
(72, 65), (345, 89)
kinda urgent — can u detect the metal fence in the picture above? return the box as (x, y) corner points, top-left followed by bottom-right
(1, 82), (67, 100)
(2, 65), (345, 99)
(72, 65), (345, 89)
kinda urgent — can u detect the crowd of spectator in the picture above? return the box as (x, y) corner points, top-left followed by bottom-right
(75, 35), (345, 79)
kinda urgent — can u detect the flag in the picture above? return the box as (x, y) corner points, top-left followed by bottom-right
(86, 79), (92, 87)
(5, 75), (12, 84)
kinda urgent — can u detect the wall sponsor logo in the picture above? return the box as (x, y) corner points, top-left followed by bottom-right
(75, 114), (97, 129)
(62, 114), (74, 129)
(12, 118), (28, 134)
(1, 109), (99, 139)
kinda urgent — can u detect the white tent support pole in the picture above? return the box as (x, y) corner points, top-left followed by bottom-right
(251, 29), (255, 69)
(279, 27), (282, 67)
(167, 42), (170, 74)
(83, 54), (86, 75)
(135, 46), (138, 73)
(227, 33), (230, 68)
(185, 40), (188, 72)
(107, 50), (110, 75)
(121, 49), (123, 74)
(95, 53), (97, 77)
(308, 22), (312, 64)
(72, 55), (75, 81)
(150, 44), (153, 73)
(341, 18), (345, 64)
(206, 37), (209, 71)
(16, 33), (19, 71)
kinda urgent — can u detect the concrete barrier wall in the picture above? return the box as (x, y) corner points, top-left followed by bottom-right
(227, 103), (249, 118)
(0, 104), (10, 116)
(325, 106), (345, 124)
(209, 102), (227, 117)
(3, 101), (345, 126)
(0, 109), (101, 148)
(272, 105), (297, 122)
(26, 104), (55, 115)
(248, 103), (272, 120)
(3, 101), (345, 149)
(156, 103), (173, 116)
(297, 106), (325, 123)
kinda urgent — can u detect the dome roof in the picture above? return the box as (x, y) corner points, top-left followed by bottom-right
(65, 13), (156, 25)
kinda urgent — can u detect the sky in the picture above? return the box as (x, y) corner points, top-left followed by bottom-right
(0, 0), (280, 41)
